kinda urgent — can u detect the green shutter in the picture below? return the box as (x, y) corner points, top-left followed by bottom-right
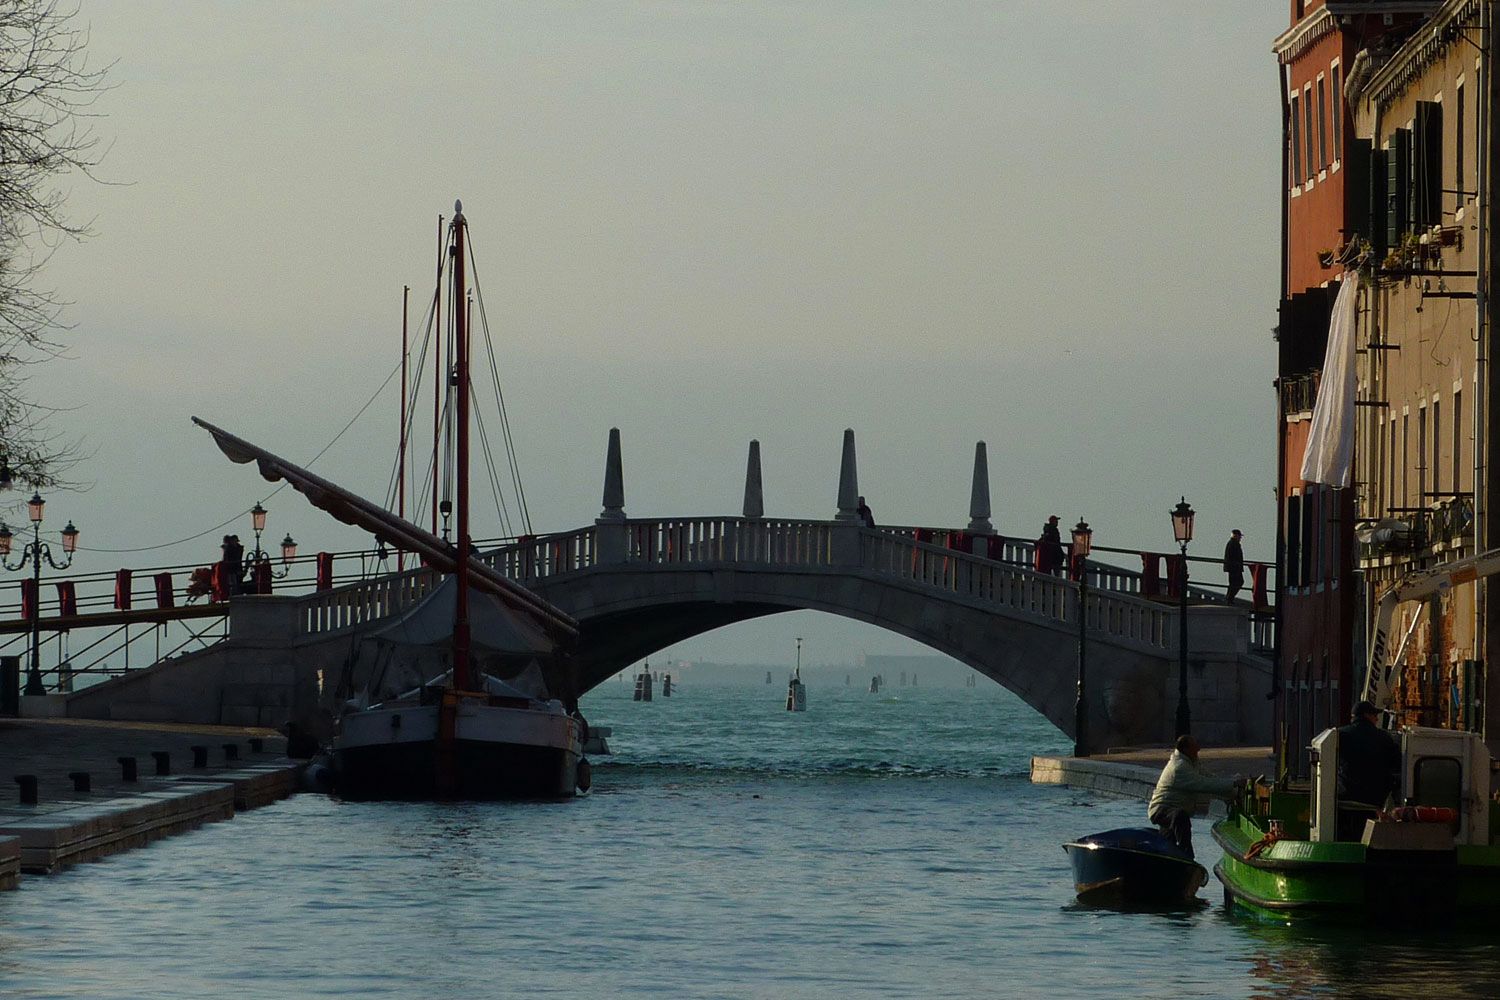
(1388, 128), (1410, 248)
(1368, 143), (1387, 255)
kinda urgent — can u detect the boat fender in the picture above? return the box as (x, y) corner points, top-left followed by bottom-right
(1385, 805), (1459, 825)
(576, 758), (592, 793)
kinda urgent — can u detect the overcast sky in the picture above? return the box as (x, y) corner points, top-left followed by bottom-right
(27, 2), (1287, 667)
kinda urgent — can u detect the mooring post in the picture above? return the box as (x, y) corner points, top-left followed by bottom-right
(68, 771), (90, 793)
(151, 751), (170, 776)
(967, 441), (994, 557)
(14, 775), (37, 805)
(117, 756), (137, 782)
(596, 427), (628, 564)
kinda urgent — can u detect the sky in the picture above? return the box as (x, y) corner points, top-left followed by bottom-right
(24, 1), (1289, 667)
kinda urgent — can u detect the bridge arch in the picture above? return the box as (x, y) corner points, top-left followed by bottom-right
(532, 564), (1173, 749)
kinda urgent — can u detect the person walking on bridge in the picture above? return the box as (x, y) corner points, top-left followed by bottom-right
(1147, 735), (1235, 859)
(1037, 516), (1064, 575)
(1223, 529), (1245, 604)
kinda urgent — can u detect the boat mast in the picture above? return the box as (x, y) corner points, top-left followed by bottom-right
(452, 201), (472, 690)
(432, 214), (443, 538)
(398, 284), (408, 573)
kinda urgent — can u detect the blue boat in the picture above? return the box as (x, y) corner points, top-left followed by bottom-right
(1063, 828), (1209, 904)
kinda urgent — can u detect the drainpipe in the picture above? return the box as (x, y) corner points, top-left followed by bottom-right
(1480, 0), (1496, 743)
(1273, 59), (1292, 714)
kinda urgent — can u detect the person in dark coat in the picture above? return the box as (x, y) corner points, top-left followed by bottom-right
(856, 496), (875, 529)
(221, 534), (245, 596)
(1039, 515), (1064, 575)
(1223, 529), (1245, 603)
(1338, 700), (1400, 810)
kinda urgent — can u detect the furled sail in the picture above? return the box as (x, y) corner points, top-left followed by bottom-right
(191, 416), (578, 640)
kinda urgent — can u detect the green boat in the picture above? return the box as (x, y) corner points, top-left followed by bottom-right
(1213, 725), (1500, 919)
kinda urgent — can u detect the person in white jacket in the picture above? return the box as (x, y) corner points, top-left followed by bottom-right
(1147, 735), (1235, 858)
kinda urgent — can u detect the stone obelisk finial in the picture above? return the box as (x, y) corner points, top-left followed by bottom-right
(835, 428), (859, 522)
(743, 440), (764, 519)
(599, 427), (626, 523)
(967, 440), (993, 535)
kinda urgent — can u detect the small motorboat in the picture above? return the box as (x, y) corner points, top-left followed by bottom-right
(1063, 827), (1208, 904)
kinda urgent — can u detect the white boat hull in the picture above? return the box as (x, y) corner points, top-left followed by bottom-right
(332, 702), (581, 800)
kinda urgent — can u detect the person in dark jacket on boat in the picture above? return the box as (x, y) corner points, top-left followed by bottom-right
(1147, 735), (1235, 858)
(1337, 700), (1400, 811)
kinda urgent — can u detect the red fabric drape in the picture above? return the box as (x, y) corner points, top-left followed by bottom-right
(316, 552), (334, 591)
(947, 530), (969, 553)
(154, 572), (175, 609)
(252, 561), (272, 594)
(55, 580), (77, 618)
(114, 569), (133, 611)
(211, 562), (230, 602)
(1164, 554), (1187, 599)
(1140, 553), (1161, 597)
(986, 535), (1007, 562)
(1069, 553), (1085, 582)
(1250, 563), (1269, 611)
(20, 578), (37, 620)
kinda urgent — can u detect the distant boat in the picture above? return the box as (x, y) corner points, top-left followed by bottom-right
(766, 670), (773, 685)
(786, 637), (807, 712)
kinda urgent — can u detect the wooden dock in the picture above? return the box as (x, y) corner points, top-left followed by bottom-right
(0, 718), (302, 884)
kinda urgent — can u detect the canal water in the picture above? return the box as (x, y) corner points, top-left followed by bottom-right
(2, 681), (1499, 998)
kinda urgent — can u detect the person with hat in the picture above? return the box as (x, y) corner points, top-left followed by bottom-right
(1038, 515), (1064, 576)
(1335, 700), (1400, 839)
(1223, 529), (1245, 603)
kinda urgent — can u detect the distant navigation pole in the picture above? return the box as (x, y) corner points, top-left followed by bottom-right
(633, 662), (653, 702)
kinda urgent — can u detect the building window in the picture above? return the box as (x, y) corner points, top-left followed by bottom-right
(1457, 82), (1466, 199)
(1418, 404), (1428, 508)
(1331, 62), (1342, 164)
(1317, 76), (1329, 171)
(1432, 399), (1441, 499)
(1287, 493), (1302, 589)
(1305, 86), (1316, 182)
(1454, 389), (1463, 497)
(1291, 92), (1303, 187)
(1301, 488), (1315, 585)
(1403, 412), (1410, 510)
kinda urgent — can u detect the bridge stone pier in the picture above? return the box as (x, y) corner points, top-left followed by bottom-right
(62, 430), (1271, 753)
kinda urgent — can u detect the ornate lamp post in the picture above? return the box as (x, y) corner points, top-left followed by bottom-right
(247, 503), (297, 584)
(1071, 518), (1092, 757)
(1170, 496), (1196, 737)
(0, 493), (79, 696)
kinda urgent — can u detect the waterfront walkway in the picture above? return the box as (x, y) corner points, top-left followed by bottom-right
(0, 718), (297, 885)
(1030, 746), (1274, 801)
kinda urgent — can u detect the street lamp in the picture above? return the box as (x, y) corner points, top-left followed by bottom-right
(247, 503), (297, 584)
(0, 493), (79, 696)
(1071, 517), (1092, 757)
(1171, 496), (1196, 737)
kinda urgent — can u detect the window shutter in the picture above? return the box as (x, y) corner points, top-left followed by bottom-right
(1387, 128), (1410, 248)
(1367, 143), (1388, 255)
(1346, 137), (1372, 244)
(1415, 101), (1443, 227)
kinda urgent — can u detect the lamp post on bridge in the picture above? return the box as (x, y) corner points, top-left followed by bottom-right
(1170, 496), (1196, 737)
(0, 493), (79, 696)
(1070, 518), (1092, 758)
(247, 503), (297, 586)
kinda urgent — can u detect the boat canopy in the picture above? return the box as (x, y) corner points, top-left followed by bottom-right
(191, 415), (578, 640)
(371, 575), (552, 655)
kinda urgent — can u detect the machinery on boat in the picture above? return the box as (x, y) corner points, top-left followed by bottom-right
(1214, 546), (1500, 918)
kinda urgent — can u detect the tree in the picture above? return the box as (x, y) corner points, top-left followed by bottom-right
(0, 0), (108, 490)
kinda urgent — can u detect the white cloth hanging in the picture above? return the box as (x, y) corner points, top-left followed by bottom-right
(1300, 274), (1361, 487)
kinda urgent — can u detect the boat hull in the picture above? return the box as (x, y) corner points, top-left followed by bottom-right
(332, 702), (581, 801)
(1064, 828), (1208, 904)
(1212, 814), (1500, 920)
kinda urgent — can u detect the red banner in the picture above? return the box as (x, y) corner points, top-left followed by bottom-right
(114, 569), (133, 610)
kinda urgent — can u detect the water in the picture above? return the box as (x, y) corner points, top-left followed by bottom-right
(3, 682), (1500, 998)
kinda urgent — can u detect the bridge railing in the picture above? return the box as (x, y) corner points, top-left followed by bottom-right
(296, 566), (440, 637)
(858, 529), (1171, 648)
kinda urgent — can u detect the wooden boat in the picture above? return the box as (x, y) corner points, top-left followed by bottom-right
(1063, 827), (1208, 904)
(195, 202), (584, 801)
(1213, 725), (1500, 919)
